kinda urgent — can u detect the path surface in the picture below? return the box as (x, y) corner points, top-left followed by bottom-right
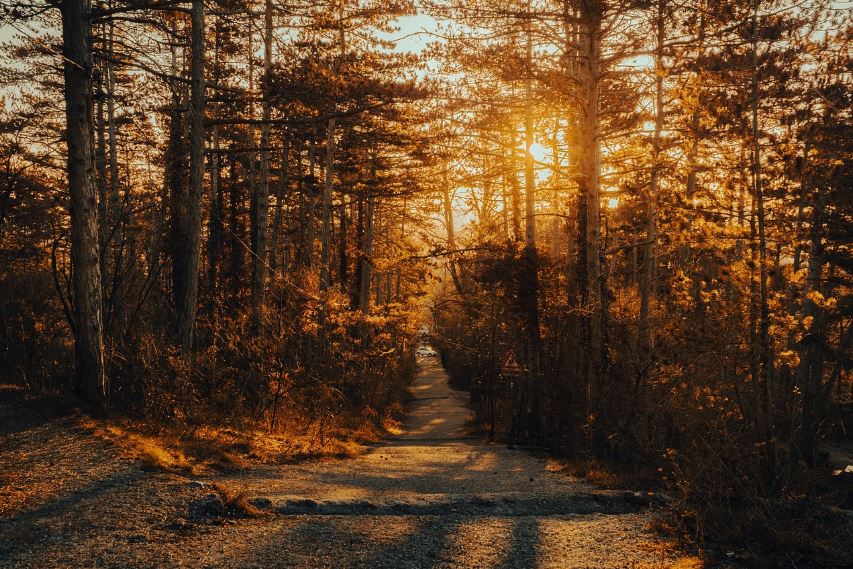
(0, 361), (685, 568)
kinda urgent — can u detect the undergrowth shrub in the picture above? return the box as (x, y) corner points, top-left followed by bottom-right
(108, 287), (417, 443)
(434, 243), (853, 567)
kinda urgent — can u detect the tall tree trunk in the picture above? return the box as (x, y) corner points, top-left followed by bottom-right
(302, 135), (317, 268)
(106, 14), (122, 312)
(338, 191), (348, 286)
(523, 3), (543, 437)
(501, 171), (509, 240)
(562, 0), (580, 310)
(95, 57), (108, 297)
(228, 156), (243, 297)
(359, 195), (375, 312)
(320, 118), (336, 293)
(751, 0), (775, 478)
(684, 4), (704, 229)
(206, 16), (223, 304)
(251, 0), (273, 322)
(270, 136), (288, 274)
(321, 0), (344, 296)
(395, 196), (406, 300)
(352, 195), (364, 309)
(508, 127), (522, 242)
(442, 167), (464, 295)
(549, 113), (562, 260)
(297, 144), (307, 268)
(60, 0), (108, 408)
(177, 0), (205, 351)
(168, 107), (187, 318)
(578, 1), (603, 420)
(796, 170), (824, 467)
(166, 17), (187, 318)
(206, 133), (222, 297)
(246, 27), (258, 298)
(639, 0), (664, 364)
(147, 159), (170, 313)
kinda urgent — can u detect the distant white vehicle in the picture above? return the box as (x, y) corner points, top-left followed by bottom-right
(416, 346), (437, 357)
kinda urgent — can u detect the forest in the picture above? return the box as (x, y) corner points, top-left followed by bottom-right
(0, 0), (851, 567)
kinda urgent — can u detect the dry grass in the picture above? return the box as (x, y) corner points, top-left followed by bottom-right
(209, 482), (267, 518)
(78, 418), (195, 473)
(646, 517), (678, 536)
(383, 415), (404, 436)
(632, 539), (706, 569)
(546, 457), (625, 488)
(77, 412), (391, 474)
(667, 557), (705, 569)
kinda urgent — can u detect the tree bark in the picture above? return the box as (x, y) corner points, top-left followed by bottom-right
(639, 0), (664, 364)
(95, 55), (108, 297)
(251, 0), (273, 321)
(60, 0), (108, 408)
(751, 0), (775, 476)
(795, 154), (824, 467)
(578, 1), (603, 418)
(228, 156), (243, 297)
(206, 16), (223, 304)
(270, 136), (288, 274)
(523, 3), (543, 437)
(359, 195), (375, 312)
(302, 135), (317, 268)
(177, 0), (205, 351)
(508, 127), (522, 242)
(166, 16), (187, 319)
(106, 14), (122, 312)
(352, 195), (364, 309)
(338, 191), (348, 286)
(320, 118), (336, 293)
(442, 167), (464, 295)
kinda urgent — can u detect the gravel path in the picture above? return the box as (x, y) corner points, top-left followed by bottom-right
(0, 362), (688, 568)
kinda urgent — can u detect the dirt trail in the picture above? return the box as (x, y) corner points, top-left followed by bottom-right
(403, 357), (473, 438)
(0, 362), (688, 568)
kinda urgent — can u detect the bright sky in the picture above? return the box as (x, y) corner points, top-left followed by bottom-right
(385, 14), (441, 55)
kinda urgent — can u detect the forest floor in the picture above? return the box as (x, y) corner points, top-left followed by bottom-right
(0, 360), (703, 568)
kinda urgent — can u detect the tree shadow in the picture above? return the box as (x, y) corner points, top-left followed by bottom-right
(236, 514), (466, 568)
(500, 517), (541, 568)
(0, 387), (77, 440)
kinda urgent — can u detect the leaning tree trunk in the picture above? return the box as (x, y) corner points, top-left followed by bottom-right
(60, 0), (108, 408)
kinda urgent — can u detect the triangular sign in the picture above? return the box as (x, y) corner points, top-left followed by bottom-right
(501, 352), (522, 374)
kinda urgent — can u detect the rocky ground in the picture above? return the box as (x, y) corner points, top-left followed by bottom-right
(0, 360), (698, 568)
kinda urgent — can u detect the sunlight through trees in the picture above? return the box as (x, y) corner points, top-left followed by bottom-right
(0, 0), (850, 562)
